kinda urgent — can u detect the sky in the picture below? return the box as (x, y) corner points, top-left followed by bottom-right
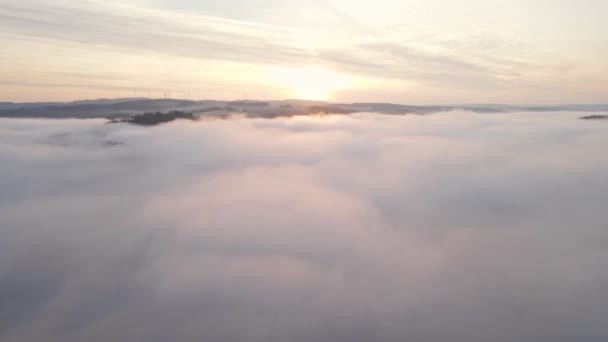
(1, 111), (608, 341)
(0, 0), (607, 103)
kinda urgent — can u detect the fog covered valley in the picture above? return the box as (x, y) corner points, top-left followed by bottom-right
(1, 110), (608, 342)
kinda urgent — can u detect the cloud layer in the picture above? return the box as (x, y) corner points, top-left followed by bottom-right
(1, 112), (608, 341)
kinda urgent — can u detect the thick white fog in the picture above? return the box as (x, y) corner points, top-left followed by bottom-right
(1, 112), (608, 342)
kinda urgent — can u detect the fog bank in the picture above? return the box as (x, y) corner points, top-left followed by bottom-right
(1, 111), (608, 342)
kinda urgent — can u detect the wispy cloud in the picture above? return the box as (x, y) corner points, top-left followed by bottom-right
(0, 0), (606, 102)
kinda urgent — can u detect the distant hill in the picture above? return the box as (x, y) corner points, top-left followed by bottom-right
(308, 106), (355, 114)
(122, 111), (196, 125)
(580, 115), (608, 120)
(0, 99), (219, 119)
(1, 98), (608, 119)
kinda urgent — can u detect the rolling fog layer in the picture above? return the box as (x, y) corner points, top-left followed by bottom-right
(1, 112), (608, 342)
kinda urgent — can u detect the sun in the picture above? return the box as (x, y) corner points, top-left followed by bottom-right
(270, 66), (351, 100)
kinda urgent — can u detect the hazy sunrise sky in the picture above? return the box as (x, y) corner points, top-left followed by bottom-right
(1, 0), (606, 103)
